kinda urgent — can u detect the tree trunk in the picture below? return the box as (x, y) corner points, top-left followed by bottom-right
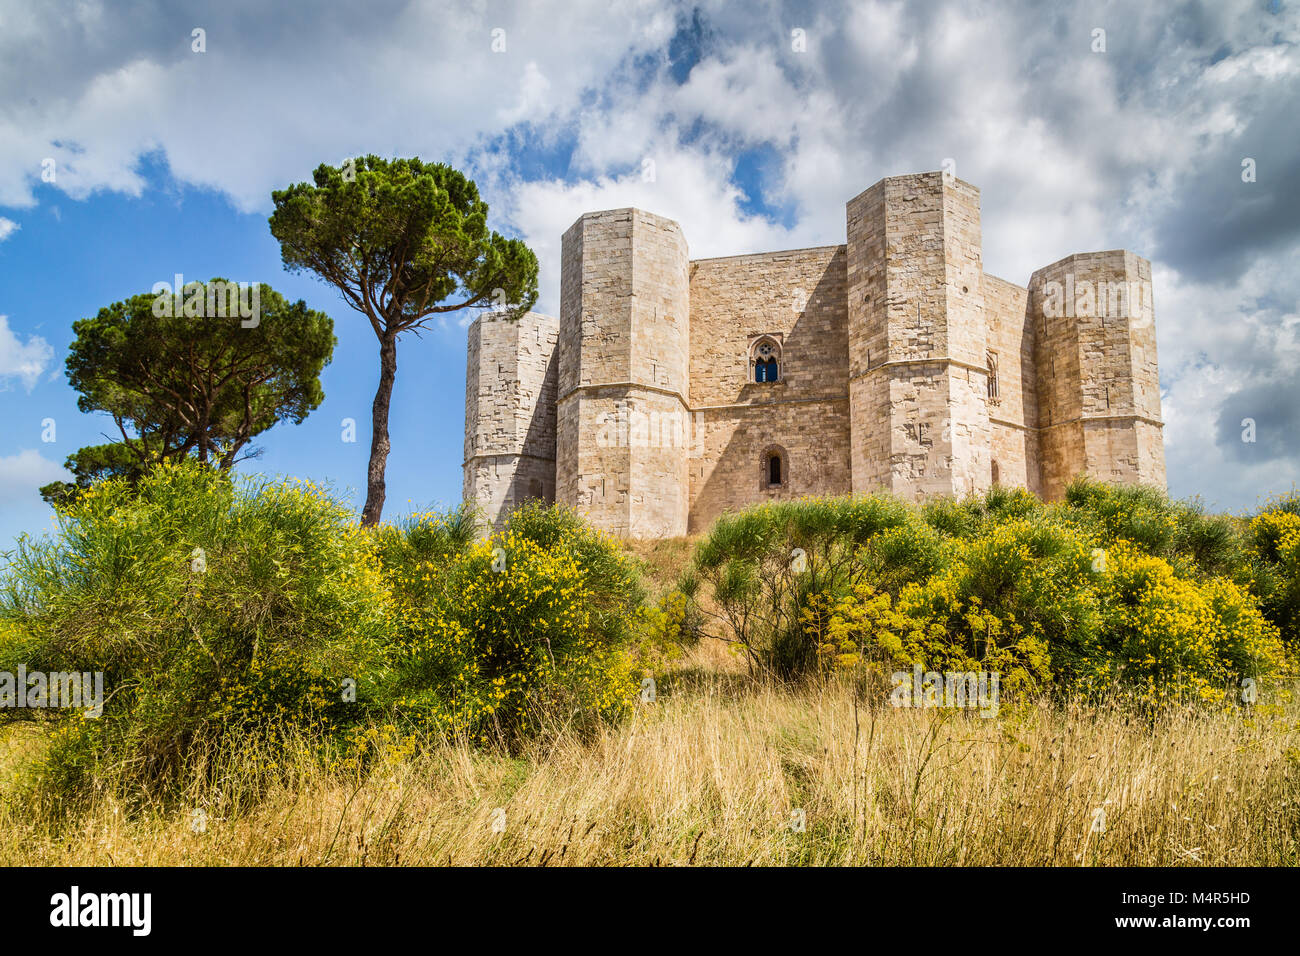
(361, 332), (398, 527)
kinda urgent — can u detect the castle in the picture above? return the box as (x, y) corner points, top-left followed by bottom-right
(464, 171), (1165, 537)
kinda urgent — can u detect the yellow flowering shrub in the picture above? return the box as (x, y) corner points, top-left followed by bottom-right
(691, 487), (1293, 706)
(379, 502), (643, 742)
(623, 589), (697, 677)
(812, 518), (1080, 694)
(0, 461), (393, 799)
(1247, 505), (1300, 648)
(1, 468), (653, 799)
(1086, 545), (1288, 703)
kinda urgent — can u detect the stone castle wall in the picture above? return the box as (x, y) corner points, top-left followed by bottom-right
(983, 272), (1041, 495)
(556, 208), (691, 537)
(846, 172), (991, 501)
(1029, 251), (1165, 500)
(686, 245), (852, 532)
(463, 311), (559, 531)
(465, 172), (1167, 537)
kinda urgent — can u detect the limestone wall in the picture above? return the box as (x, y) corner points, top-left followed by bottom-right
(846, 172), (991, 501)
(845, 180), (890, 492)
(462, 311), (559, 532)
(983, 273), (1041, 495)
(687, 245), (852, 532)
(556, 208), (691, 536)
(1029, 251), (1166, 499)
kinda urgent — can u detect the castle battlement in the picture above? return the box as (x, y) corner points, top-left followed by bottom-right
(464, 171), (1166, 536)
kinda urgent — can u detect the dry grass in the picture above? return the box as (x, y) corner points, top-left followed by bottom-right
(622, 534), (697, 596)
(4, 646), (1298, 866)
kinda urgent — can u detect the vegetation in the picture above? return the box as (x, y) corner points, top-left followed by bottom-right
(372, 501), (646, 743)
(2, 466), (1298, 864)
(684, 482), (1294, 707)
(40, 280), (334, 505)
(2, 670), (1297, 866)
(3, 463), (643, 805)
(268, 157), (539, 525)
(6, 463), (389, 806)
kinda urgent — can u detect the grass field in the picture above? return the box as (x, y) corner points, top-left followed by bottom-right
(4, 524), (1298, 867)
(3, 638), (1297, 866)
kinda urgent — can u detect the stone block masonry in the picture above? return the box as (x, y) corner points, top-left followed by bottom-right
(556, 208), (691, 537)
(1030, 251), (1165, 501)
(463, 311), (558, 530)
(465, 172), (1165, 536)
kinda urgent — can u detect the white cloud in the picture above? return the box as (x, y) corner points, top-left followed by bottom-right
(1154, 251), (1300, 510)
(504, 147), (816, 317)
(0, 315), (54, 392)
(0, 0), (680, 212)
(0, 217), (17, 241)
(0, 449), (66, 505)
(1204, 46), (1297, 84)
(1, 0), (1298, 510)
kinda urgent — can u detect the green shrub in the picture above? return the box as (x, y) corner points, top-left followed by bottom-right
(686, 483), (1294, 700)
(0, 465), (647, 803)
(816, 517), (1090, 695)
(861, 519), (948, 594)
(686, 496), (909, 677)
(1061, 478), (1246, 578)
(0, 462), (390, 801)
(377, 502), (644, 742)
(1246, 497), (1300, 648)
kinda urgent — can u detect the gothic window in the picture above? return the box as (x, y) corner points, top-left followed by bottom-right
(761, 445), (788, 488)
(991, 460), (1000, 486)
(986, 350), (1000, 402)
(751, 337), (781, 383)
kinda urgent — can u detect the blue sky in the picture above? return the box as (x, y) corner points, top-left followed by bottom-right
(0, 155), (473, 543)
(2, 0), (1299, 548)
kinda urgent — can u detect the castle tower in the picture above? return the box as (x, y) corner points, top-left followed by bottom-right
(556, 208), (691, 537)
(1029, 251), (1165, 499)
(845, 171), (992, 500)
(463, 310), (559, 532)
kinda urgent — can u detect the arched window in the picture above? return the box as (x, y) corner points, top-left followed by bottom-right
(986, 350), (1000, 402)
(751, 337), (781, 383)
(991, 460), (1000, 486)
(761, 445), (788, 489)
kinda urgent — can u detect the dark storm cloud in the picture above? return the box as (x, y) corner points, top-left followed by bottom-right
(1151, 91), (1300, 283)
(1216, 373), (1300, 460)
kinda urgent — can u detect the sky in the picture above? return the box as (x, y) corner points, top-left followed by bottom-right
(1, 0), (1298, 548)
